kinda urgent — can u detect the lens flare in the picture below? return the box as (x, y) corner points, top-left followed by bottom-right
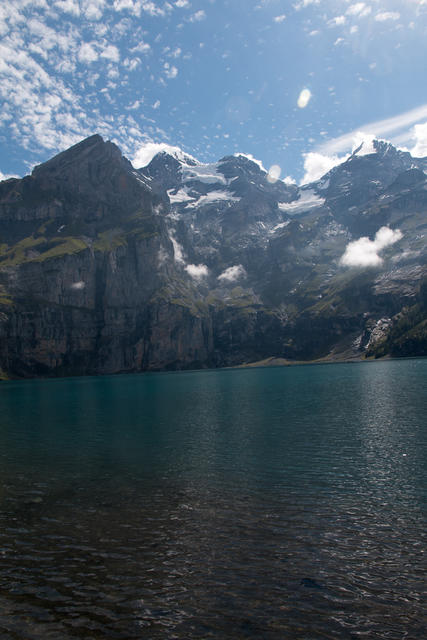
(297, 88), (312, 109)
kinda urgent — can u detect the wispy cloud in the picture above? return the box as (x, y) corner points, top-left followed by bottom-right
(163, 62), (178, 78)
(294, 0), (319, 10)
(189, 10), (205, 22)
(375, 11), (400, 22)
(317, 104), (427, 155)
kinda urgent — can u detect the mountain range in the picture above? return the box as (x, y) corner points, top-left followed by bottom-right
(0, 134), (425, 377)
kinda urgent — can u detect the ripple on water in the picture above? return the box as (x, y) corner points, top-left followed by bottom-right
(0, 360), (426, 638)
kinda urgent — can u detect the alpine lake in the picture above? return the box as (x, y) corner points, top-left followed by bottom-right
(0, 358), (426, 639)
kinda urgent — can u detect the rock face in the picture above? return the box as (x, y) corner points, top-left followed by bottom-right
(0, 136), (426, 377)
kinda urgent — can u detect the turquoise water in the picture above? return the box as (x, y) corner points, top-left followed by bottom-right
(0, 359), (426, 638)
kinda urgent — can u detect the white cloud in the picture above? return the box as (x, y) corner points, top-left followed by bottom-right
(189, 10), (205, 21)
(100, 44), (120, 62)
(185, 263), (209, 279)
(152, 99), (161, 109)
(267, 164), (281, 183)
(284, 175), (296, 185)
(274, 14), (286, 23)
(375, 11), (400, 22)
(113, 0), (141, 16)
(83, 0), (106, 21)
(410, 122), (427, 157)
(131, 41), (151, 54)
(138, 1), (167, 17)
(329, 15), (346, 26)
(132, 142), (196, 167)
(54, 0), (80, 16)
(218, 265), (247, 282)
(164, 62), (178, 78)
(124, 57), (141, 70)
(175, 0), (190, 7)
(302, 132), (380, 183)
(302, 151), (348, 184)
(0, 170), (19, 181)
(297, 88), (311, 108)
(78, 42), (98, 63)
(294, 0), (319, 10)
(340, 226), (403, 268)
(127, 99), (140, 109)
(351, 131), (377, 155)
(331, 16), (347, 27)
(346, 3), (371, 18)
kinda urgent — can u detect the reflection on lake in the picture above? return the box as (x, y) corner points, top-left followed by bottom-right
(0, 359), (426, 638)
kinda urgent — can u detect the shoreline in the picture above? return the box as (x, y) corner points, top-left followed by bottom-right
(1, 353), (426, 384)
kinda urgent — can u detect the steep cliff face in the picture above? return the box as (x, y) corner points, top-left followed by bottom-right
(0, 135), (426, 377)
(0, 136), (213, 375)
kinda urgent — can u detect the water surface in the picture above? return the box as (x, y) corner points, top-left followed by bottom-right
(0, 360), (426, 638)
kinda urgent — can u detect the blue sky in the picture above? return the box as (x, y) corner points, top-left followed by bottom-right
(1, 0), (426, 184)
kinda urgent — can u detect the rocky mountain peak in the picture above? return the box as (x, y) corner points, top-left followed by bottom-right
(141, 151), (185, 192)
(218, 154), (265, 178)
(32, 135), (123, 179)
(28, 134), (144, 209)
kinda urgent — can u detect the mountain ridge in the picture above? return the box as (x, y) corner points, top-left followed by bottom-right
(0, 134), (425, 378)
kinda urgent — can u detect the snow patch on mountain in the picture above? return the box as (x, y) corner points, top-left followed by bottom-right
(167, 188), (195, 204)
(182, 163), (228, 185)
(278, 190), (325, 214)
(270, 221), (291, 234)
(185, 190), (241, 208)
(317, 178), (330, 190)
